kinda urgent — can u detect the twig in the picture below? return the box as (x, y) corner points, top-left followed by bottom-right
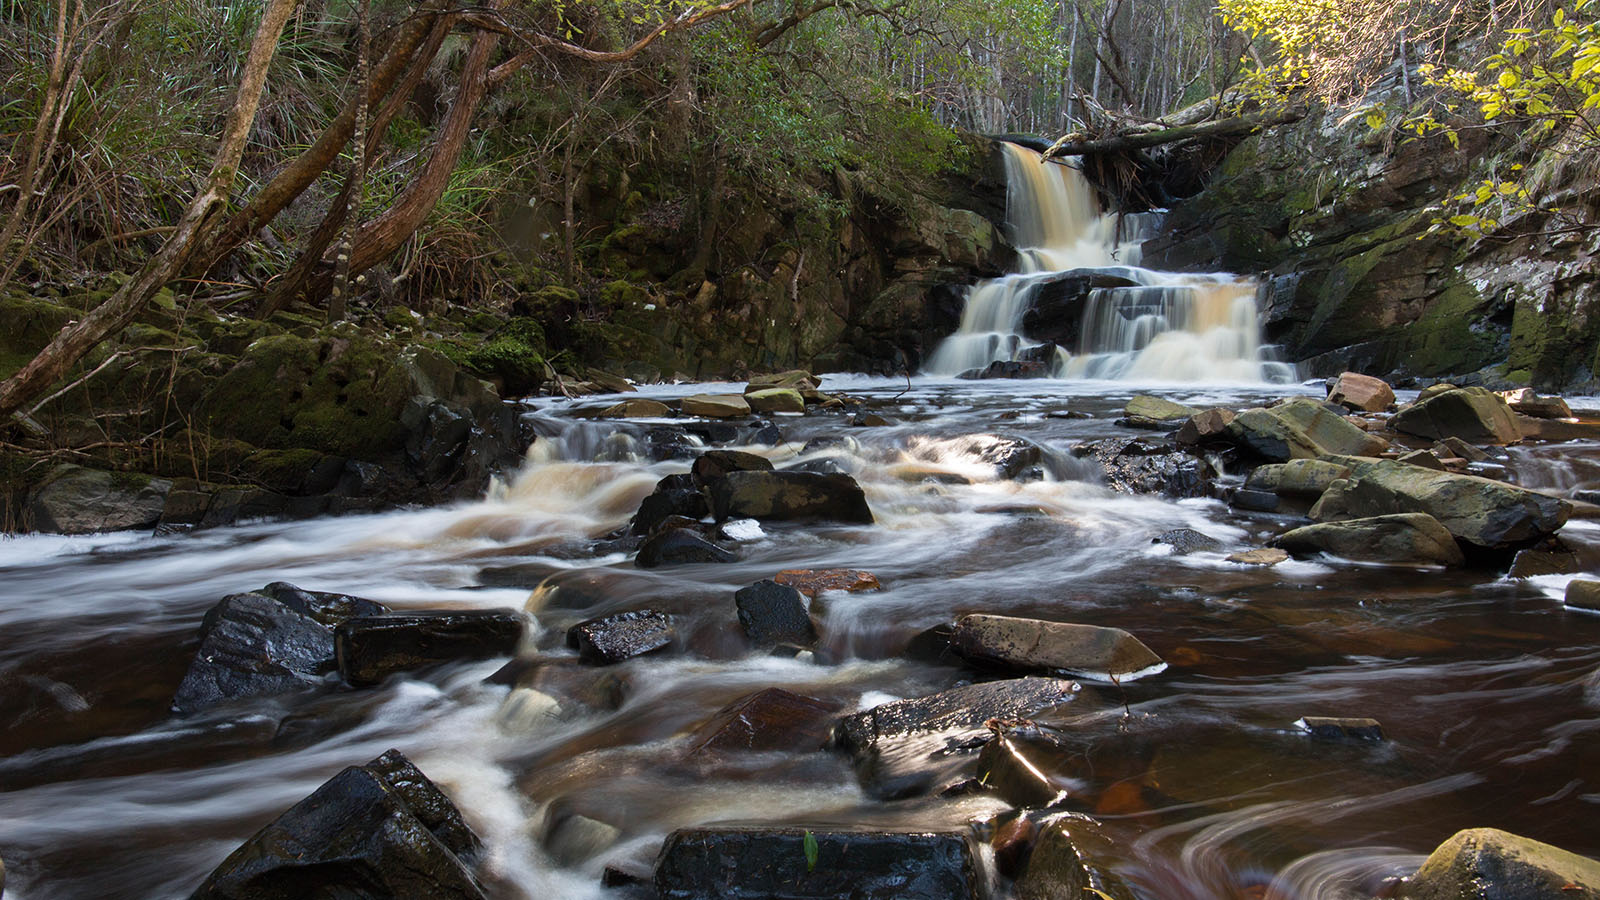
(25, 345), (196, 419)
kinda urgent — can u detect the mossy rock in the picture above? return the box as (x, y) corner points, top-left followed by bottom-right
(0, 294), (75, 378)
(198, 332), (412, 458)
(464, 318), (545, 396)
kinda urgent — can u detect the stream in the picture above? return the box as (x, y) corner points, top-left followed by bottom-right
(3, 375), (1599, 899)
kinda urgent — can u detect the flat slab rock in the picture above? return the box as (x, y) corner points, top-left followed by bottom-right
(334, 610), (524, 685)
(774, 568), (881, 597)
(949, 614), (1165, 682)
(567, 609), (676, 665)
(689, 688), (841, 753)
(1272, 513), (1465, 567)
(191, 749), (485, 900)
(832, 676), (1083, 757)
(1403, 827), (1600, 900)
(654, 826), (984, 900)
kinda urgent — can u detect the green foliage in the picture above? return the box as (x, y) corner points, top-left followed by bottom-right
(802, 830), (819, 873)
(464, 317), (547, 394)
(1402, 2), (1600, 238)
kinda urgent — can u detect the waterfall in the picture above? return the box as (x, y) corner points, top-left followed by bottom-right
(924, 142), (1295, 383)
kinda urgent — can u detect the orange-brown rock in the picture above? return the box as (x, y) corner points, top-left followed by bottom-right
(774, 568), (882, 598)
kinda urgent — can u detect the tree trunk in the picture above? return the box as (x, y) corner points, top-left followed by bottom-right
(1043, 105), (1306, 158)
(0, 0), (303, 421)
(182, 4), (442, 280)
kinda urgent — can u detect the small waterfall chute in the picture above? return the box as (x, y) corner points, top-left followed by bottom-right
(925, 142), (1294, 383)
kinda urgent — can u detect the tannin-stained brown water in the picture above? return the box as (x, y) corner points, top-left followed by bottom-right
(2, 377), (1599, 900)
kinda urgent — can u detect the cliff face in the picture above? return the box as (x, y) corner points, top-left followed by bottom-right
(503, 134), (1016, 380)
(1142, 92), (1600, 391)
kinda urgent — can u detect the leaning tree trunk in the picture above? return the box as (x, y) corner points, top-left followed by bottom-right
(0, 0), (302, 421)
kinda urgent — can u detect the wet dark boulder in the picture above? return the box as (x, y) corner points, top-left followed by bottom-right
(949, 614), (1166, 681)
(707, 471), (874, 524)
(334, 610), (525, 686)
(190, 749), (486, 900)
(636, 527), (737, 567)
(1016, 814), (1138, 900)
(173, 583), (387, 714)
(1019, 268), (1141, 347)
(1401, 827), (1600, 900)
(688, 688), (841, 753)
(1153, 528), (1222, 555)
(961, 359), (1051, 379)
(567, 609), (676, 665)
(733, 580), (818, 648)
(654, 826), (985, 900)
(691, 449), (774, 486)
(832, 677), (1084, 798)
(630, 484), (711, 536)
(646, 428), (698, 461)
(1072, 437), (1216, 498)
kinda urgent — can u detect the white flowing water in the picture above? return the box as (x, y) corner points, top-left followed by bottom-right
(3, 378), (1599, 900)
(925, 143), (1295, 383)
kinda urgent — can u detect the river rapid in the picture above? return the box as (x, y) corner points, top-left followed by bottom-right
(2, 375), (1599, 900)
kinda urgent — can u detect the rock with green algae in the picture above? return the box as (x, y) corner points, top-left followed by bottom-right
(1225, 398), (1388, 461)
(1244, 458), (1353, 498)
(1392, 386), (1523, 444)
(1124, 395), (1199, 424)
(745, 387), (805, 414)
(1312, 456), (1570, 549)
(1272, 512), (1465, 566)
(1402, 827), (1600, 900)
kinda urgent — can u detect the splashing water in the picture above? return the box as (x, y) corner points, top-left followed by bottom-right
(925, 142), (1296, 383)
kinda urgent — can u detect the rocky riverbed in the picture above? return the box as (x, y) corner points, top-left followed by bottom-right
(2, 372), (1599, 899)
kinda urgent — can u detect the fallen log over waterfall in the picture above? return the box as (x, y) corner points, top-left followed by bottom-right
(1031, 97), (1309, 211)
(1042, 106), (1309, 159)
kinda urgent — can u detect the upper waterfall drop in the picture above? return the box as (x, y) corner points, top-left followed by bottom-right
(924, 142), (1294, 383)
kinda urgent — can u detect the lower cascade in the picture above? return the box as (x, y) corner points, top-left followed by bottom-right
(925, 142), (1296, 383)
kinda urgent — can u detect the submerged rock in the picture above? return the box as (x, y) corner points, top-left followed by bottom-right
(334, 610), (524, 685)
(1016, 815), (1138, 900)
(1272, 513), (1465, 566)
(654, 826), (984, 900)
(1402, 827), (1600, 900)
(773, 568), (882, 597)
(689, 688), (840, 753)
(190, 749), (485, 899)
(1311, 456), (1570, 549)
(173, 583), (387, 714)
(636, 527), (737, 567)
(949, 614), (1165, 681)
(832, 677), (1081, 757)
(707, 471), (874, 524)
(1391, 387), (1523, 445)
(734, 580), (818, 648)
(1327, 372), (1396, 412)
(1227, 548), (1289, 566)
(1296, 716), (1385, 741)
(567, 610), (676, 665)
